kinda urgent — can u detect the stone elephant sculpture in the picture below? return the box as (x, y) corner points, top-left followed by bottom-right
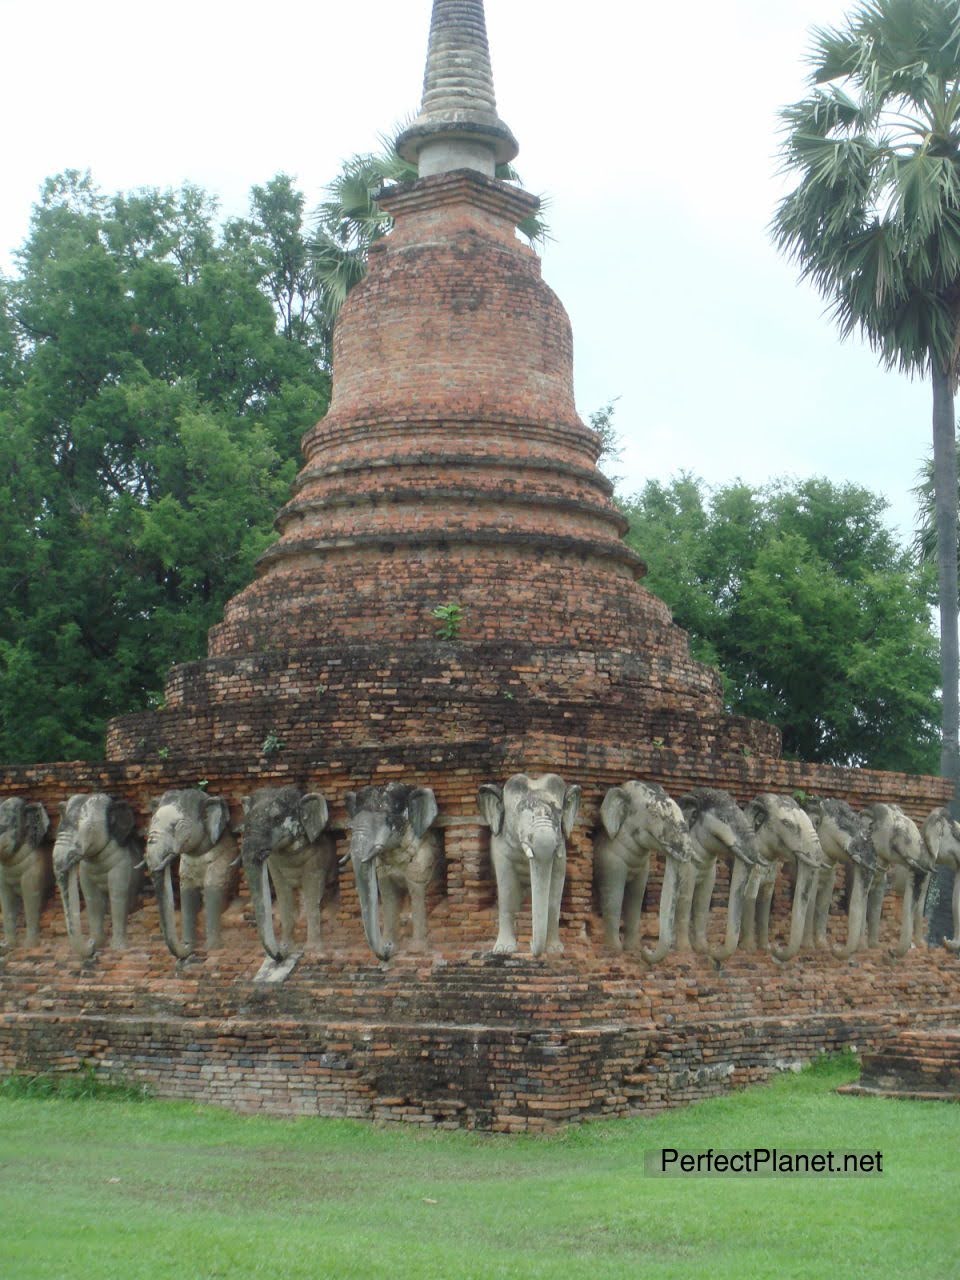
(594, 780), (694, 963)
(0, 797), (52, 948)
(480, 773), (580, 958)
(862, 803), (934, 956)
(803, 797), (877, 957)
(741, 794), (824, 962)
(346, 782), (440, 961)
(923, 807), (960, 953)
(146, 789), (239, 959)
(676, 788), (766, 962)
(53, 793), (143, 957)
(241, 786), (336, 961)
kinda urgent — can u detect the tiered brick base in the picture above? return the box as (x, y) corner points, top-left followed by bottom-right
(2, 894), (959, 1129)
(839, 1029), (960, 1103)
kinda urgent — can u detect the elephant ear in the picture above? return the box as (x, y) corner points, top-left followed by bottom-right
(677, 793), (699, 828)
(561, 785), (581, 839)
(107, 799), (136, 844)
(300, 792), (330, 843)
(747, 798), (769, 833)
(599, 786), (630, 839)
(344, 791), (359, 820)
(923, 811), (944, 857)
(408, 787), (438, 839)
(478, 784), (505, 836)
(203, 797), (230, 846)
(24, 802), (50, 846)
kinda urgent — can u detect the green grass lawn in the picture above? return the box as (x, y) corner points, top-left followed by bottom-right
(0, 1054), (957, 1280)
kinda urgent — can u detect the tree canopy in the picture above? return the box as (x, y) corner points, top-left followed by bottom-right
(621, 474), (940, 773)
(0, 172), (329, 763)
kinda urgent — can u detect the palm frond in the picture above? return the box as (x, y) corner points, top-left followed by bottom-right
(773, 0), (960, 379)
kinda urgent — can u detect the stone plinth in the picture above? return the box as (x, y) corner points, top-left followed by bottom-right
(840, 1028), (960, 1102)
(3, 901), (960, 1129)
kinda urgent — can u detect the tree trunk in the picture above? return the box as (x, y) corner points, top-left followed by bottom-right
(928, 362), (960, 945)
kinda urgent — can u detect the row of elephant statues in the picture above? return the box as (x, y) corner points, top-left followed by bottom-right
(1, 775), (959, 966)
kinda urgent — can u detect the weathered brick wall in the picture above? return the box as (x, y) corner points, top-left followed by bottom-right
(2, 935), (958, 1129)
(0, 735), (951, 950)
(103, 640), (765, 765)
(850, 1028), (960, 1098)
(322, 173), (578, 430)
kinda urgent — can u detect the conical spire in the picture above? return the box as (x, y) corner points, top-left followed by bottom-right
(396, 0), (519, 178)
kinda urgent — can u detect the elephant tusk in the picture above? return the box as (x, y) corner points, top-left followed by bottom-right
(522, 842), (534, 861)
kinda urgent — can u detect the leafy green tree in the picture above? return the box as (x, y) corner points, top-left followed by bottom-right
(0, 172), (329, 763)
(772, 0), (960, 812)
(622, 474), (940, 772)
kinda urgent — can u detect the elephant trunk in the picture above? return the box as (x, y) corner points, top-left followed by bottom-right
(832, 863), (869, 959)
(245, 854), (285, 962)
(893, 872), (916, 958)
(944, 871), (960, 953)
(772, 859), (816, 962)
(154, 864), (194, 960)
(352, 849), (393, 961)
(58, 863), (94, 959)
(710, 855), (750, 964)
(642, 854), (680, 966)
(527, 844), (555, 958)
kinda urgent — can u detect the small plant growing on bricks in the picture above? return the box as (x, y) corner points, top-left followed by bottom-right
(261, 731), (285, 756)
(432, 601), (464, 640)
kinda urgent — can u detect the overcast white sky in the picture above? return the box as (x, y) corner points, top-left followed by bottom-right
(0, 0), (938, 544)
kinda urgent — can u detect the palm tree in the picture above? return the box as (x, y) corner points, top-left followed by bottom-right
(308, 136), (549, 342)
(772, 0), (960, 939)
(913, 453), (960, 573)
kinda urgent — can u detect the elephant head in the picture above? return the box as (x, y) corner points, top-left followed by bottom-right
(804, 797), (876, 958)
(241, 786), (330, 961)
(0, 798), (51, 949)
(863, 803), (933, 957)
(53, 793), (137, 958)
(481, 773), (580, 958)
(345, 783), (438, 961)
(923, 807), (960, 953)
(678, 788), (764, 964)
(598, 781), (693, 964)
(0, 797), (49, 863)
(146, 789), (231, 959)
(745, 794), (824, 962)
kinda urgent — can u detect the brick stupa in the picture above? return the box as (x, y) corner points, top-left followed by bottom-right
(2, 0), (957, 1130)
(105, 0), (776, 783)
